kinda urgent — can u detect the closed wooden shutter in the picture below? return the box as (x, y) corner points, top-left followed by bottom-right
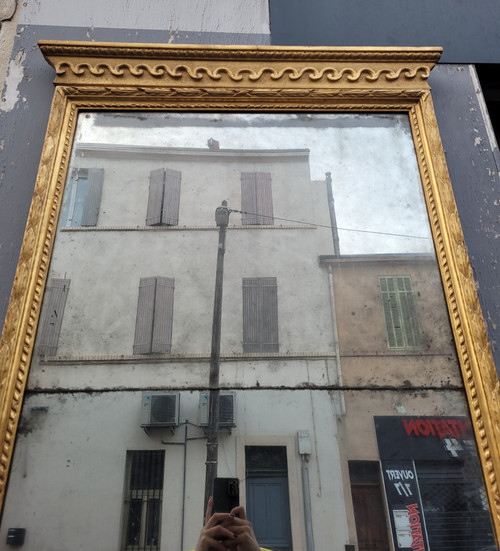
(151, 277), (175, 353)
(38, 278), (70, 356)
(80, 168), (104, 226)
(243, 277), (278, 353)
(255, 172), (274, 225)
(162, 169), (181, 226)
(261, 277), (279, 351)
(133, 277), (157, 354)
(146, 169), (166, 226)
(243, 278), (261, 352)
(241, 172), (273, 225)
(241, 172), (258, 225)
(146, 169), (181, 226)
(134, 277), (175, 354)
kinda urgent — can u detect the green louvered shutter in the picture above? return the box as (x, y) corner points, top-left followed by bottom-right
(379, 275), (422, 349)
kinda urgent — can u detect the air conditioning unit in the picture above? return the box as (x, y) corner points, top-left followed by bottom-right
(141, 392), (180, 428)
(199, 391), (236, 430)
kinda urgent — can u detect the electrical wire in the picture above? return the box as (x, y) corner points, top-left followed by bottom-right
(229, 208), (430, 240)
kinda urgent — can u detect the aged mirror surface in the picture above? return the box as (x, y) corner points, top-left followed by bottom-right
(0, 43), (498, 551)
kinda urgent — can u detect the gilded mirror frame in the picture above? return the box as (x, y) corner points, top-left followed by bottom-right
(0, 41), (499, 537)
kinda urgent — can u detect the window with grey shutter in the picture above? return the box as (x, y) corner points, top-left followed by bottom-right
(38, 278), (70, 356)
(133, 277), (175, 354)
(379, 275), (422, 349)
(242, 277), (279, 353)
(146, 168), (181, 226)
(241, 172), (274, 225)
(60, 168), (104, 227)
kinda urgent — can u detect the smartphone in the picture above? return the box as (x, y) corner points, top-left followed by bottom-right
(212, 477), (239, 513)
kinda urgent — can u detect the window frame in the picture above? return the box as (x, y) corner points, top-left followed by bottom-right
(60, 167), (104, 227)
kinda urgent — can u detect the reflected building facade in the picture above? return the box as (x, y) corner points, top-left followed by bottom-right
(0, 112), (496, 551)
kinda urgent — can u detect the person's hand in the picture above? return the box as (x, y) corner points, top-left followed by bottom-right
(222, 506), (260, 551)
(194, 498), (239, 551)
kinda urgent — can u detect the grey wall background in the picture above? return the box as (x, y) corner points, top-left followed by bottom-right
(269, 0), (500, 63)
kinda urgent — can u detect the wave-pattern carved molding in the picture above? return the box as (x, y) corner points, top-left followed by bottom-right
(39, 41), (441, 91)
(53, 62), (432, 84)
(0, 43), (499, 539)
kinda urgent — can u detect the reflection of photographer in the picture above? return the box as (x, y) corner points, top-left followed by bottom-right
(194, 498), (271, 551)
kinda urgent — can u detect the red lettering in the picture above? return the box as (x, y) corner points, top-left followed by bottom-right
(447, 419), (461, 439)
(409, 513), (420, 525)
(406, 503), (419, 515)
(440, 420), (454, 438)
(416, 419), (430, 436)
(401, 417), (473, 440)
(430, 419), (442, 438)
(403, 418), (418, 437)
(406, 504), (425, 550)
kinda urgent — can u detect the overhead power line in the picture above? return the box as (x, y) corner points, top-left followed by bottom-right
(229, 208), (429, 240)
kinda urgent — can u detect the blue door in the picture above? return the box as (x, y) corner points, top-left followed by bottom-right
(245, 446), (293, 551)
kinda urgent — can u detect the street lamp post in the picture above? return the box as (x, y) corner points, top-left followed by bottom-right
(204, 200), (231, 513)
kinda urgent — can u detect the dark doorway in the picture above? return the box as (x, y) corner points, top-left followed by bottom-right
(349, 461), (391, 551)
(476, 64), (500, 144)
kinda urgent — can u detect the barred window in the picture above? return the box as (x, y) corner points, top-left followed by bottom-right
(122, 450), (165, 551)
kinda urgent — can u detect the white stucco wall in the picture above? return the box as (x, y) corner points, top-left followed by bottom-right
(1, 389), (348, 551)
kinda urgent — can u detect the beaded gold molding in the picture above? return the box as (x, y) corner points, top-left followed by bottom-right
(0, 42), (499, 538)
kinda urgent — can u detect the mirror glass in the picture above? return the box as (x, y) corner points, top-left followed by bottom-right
(2, 112), (497, 551)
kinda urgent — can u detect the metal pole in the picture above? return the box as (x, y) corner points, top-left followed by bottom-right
(204, 201), (230, 513)
(301, 455), (316, 551)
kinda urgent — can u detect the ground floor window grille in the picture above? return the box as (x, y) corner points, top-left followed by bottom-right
(416, 460), (496, 550)
(122, 450), (165, 551)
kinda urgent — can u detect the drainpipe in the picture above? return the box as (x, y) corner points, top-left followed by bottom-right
(325, 172), (345, 415)
(162, 422), (207, 551)
(298, 430), (315, 551)
(328, 265), (346, 415)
